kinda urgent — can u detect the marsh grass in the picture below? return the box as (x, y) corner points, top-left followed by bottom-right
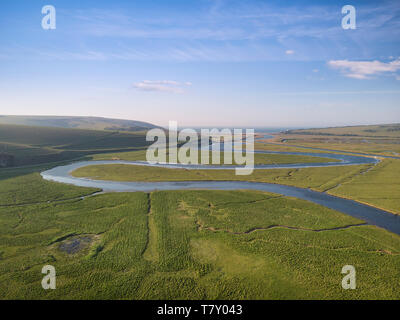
(90, 149), (338, 165)
(1, 185), (399, 299)
(328, 159), (400, 214)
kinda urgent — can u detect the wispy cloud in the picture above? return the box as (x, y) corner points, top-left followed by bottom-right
(328, 58), (400, 79)
(267, 90), (400, 95)
(69, 2), (400, 42)
(132, 80), (191, 93)
(2, 1), (400, 63)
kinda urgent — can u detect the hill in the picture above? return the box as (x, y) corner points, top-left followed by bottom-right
(0, 124), (152, 167)
(0, 115), (159, 132)
(285, 123), (400, 138)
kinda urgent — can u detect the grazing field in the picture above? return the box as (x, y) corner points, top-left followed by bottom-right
(90, 149), (339, 165)
(1, 186), (399, 299)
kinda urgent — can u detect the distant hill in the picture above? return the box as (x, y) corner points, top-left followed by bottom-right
(0, 123), (153, 167)
(0, 115), (160, 132)
(285, 123), (400, 138)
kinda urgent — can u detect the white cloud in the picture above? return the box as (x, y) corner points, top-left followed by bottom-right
(328, 58), (400, 80)
(132, 80), (191, 93)
(285, 50), (295, 55)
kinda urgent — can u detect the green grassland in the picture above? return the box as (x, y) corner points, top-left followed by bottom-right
(72, 157), (400, 215)
(0, 124), (152, 166)
(71, 162), (371, 192)
(0, 164), (100, 206)
(1, 187), (399, 299)
(0, 191), (149, 299)
(286, 123), (400, 138)
(276, 138), (400, 157)
(90, 149), (339, 165)
(254, 140), (399, 156)
(275, 124), (400, 157)
(1, 122), (400, 299)
(254, 142), (340, 154)
(327, 159), (400, 214)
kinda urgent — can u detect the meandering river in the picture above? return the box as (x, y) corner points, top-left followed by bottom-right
(41, 146), (400, 235)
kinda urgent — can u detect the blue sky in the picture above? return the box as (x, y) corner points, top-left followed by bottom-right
(0, 0), (399, 127)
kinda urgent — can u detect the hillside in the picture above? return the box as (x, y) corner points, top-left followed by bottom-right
(285, 123), (400, 138)
(0, 124), (151, 167)
(0, 115), (159, 132)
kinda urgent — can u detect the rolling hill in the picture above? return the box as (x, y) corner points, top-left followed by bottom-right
(0, 115), (160, 132)
(285, 123), (400, 138)
(0, 123), (153, 167)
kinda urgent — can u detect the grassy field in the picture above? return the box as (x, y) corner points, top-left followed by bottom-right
(327, 159), (400, 214)
(0, 191), (149, 299)
(254, 140), (400, 156)
(90, 149), (339, 165)
(71, 162), (372, 191)
(272, 138), (400, 157)
(0, 124), (152, 167)
(254, 142), (341, 154)
(285, 123), (400, 138)
(1, 122), (400, 299)
(273, 124), (400, 157)
(1, 186), (399, 299)
(0, 164), (100, 206)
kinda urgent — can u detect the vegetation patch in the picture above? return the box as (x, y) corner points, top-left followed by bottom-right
(71, 162), (371, 192)
(276, 124), (400, 157)
(328, 159), (400, 214)
(91, 149), (339, 165)
(1, 124), (400, 299)
(0, 167), (100, 206)
(71, 159), (400, 214)
(0, 187), (399, 299)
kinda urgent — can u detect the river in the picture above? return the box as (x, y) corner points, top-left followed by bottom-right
(41, 147), (400, 235)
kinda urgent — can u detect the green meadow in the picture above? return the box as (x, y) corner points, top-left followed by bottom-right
(0, 167), (99, 206)
(287, 123), (400, 138)
(328, 159), (400, 214)
(275, 123), (400, 157)
(1, 123), (400, 299)
(90, 149), (339, 165)
(1, 185), (399, 299)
